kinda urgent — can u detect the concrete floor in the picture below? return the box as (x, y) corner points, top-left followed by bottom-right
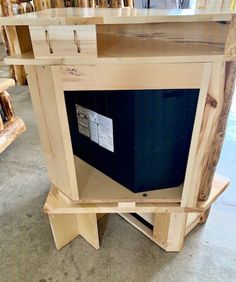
(0, 79), (236, 281)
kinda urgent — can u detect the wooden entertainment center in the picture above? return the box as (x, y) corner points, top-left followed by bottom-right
(1, 8), (235, 251)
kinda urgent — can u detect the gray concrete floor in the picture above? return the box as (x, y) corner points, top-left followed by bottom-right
(0, 73), (236, 281)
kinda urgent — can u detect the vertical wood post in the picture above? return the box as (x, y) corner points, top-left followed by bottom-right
(153, 213), (187, 252)
(198, 15), (236, 200)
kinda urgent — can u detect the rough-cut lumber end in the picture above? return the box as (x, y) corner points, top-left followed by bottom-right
(0, 117), (26, 154)
(0, 78), (15, 92)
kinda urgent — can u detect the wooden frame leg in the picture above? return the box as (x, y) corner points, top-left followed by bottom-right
(48, 213), (99, 250)
(153, 213), (187, 252)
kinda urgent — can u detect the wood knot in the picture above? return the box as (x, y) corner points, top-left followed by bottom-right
(206, 94), (218, 108)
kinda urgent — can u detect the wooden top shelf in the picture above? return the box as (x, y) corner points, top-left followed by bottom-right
(0, 8), (234, 26)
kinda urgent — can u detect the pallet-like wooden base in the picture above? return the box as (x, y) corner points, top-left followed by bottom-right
(0, 117), (26, 153)
(44, 174), (229, 252)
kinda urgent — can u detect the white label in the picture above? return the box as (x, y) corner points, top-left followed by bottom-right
(76, 104), (114, 152)
(76, 105), (89, 137)
(87, 109), (99, 143)
(98, 114), (114, 152)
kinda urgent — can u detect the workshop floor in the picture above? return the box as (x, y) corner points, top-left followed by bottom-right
(0, 72), (236, 281)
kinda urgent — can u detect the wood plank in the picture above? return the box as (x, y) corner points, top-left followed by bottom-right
(97, 22), (229, 58)
(48, 213), (80, 250)
(181, 63), (212, 207)
(199, 61), (235, 200)
(153, 212), (187, 251)
(74, 156), (182, 203)
(0, 78), (15, 92)
(30, 25), (97, 58)
(0, 117), (26, 153)
(190, 62), (226, 201)
(198, 16), (236, 200)
(3, 26), (26, 85)
(0, 8), (232, 26)
(43, 186), (189, 214)
(197, 174), (230, 210)
(4, 51), (230, 66)
(62, 63), (204, 90)
(25, 65), (78, 200)
(119, 213), (154, 241)
(78, 213), (100, 249)
(15, 25), (33, 54)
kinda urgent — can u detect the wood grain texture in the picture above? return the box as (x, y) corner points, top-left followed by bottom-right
(25, 65), (79, 200)
(48, 213), (80, 250)
(97, 22), (229, 58)
(0, 8), (233, 26)
(198, 61), (236, 200)
(153, 213), (187, 252)
(25, 2), (34, 13)
(61, 63), (204, 90)
(0, 0), (28, 85)
(3, 25), (27, 85)
(0, 117), (26, 153)
(181, 63), (212, 207)
(0, 0), (13, 17)
(0, 90), (15, 121)
(74, 156), (182, 203)
(78, 213), (99, 249)
(5, 51), (230, 66)
(30, 25), (97, 58)
(43, 185), (184, 214)
(0, 78), (15, 92)
(0, 115), (4, 132)
(225, 14), (236, 60)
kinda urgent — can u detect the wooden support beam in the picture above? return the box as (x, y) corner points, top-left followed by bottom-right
(181, 63), (212, 207)
(198, 15), (236, 200)
(48, 213), (99, 250)
(153, 213), (187, 252)
(25, 65), (79, 200)
(48, 213), (80, 250)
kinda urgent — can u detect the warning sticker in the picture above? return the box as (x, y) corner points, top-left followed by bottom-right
(97, 114), (114, 152)
(76, 104), (114, 152)
(76, 105), (89, 137)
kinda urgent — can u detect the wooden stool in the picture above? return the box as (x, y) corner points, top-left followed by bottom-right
(0, 78), (26, 153)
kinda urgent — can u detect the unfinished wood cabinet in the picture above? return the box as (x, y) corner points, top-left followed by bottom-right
(0, 8), (235, 252)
